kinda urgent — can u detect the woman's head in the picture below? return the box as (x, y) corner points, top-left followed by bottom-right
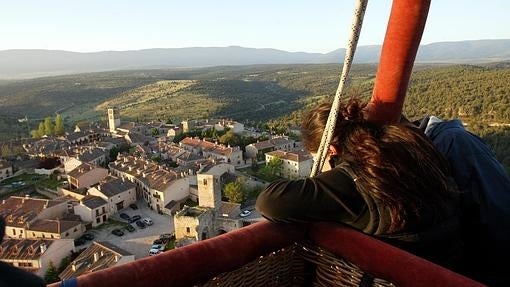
(301, 98), (366, 153)
(301, 99), (455, 232)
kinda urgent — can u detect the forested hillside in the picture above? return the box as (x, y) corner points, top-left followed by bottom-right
(0, 63), (508, 170)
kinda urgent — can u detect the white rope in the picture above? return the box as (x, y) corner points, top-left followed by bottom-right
(310, 0), (368, 176)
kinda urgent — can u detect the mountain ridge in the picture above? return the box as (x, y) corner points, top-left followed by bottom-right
(1, 39), (509, 79)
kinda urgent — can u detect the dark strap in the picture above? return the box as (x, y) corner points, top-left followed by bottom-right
(359, 272), (375, 287)
(60, 278), (78, 287)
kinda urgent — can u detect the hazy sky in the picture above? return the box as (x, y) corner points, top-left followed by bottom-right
(0, 0), (508, 53)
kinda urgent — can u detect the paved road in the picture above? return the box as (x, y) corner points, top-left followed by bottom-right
(84, 199), (175, 259)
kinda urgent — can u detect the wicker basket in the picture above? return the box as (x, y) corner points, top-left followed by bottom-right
(199, 243), (395, 287)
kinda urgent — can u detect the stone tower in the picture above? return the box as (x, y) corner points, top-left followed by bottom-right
(108, 108), (120, 133)
(197, 173), (220, 209)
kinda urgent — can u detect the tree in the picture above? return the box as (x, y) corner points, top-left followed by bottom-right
(43, 117), (54, 136)
(37, 122), (46, 137)
(219, 130), (240, 146)
(256, 157), (283, 181)
(54, 114), (65, 135)
(31, 129), (41, 139)
(44, 261), (59, 284)
(223, 179), (245, 204)
(151, 128), (159, 136)
(267, 157), (283, 175)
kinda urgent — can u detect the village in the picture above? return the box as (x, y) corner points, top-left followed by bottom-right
(0, 107), (313, 283)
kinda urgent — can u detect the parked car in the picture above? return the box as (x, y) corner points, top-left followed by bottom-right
(80, 233), (94, 241)
(149, 249), (162, 256)
(153, 239), (164, 245)
(125, 225), (135, 232)
(142, 217), (153, 226)
(239, 210), (252, 217)
(74, 238), (86, 246)
(135, 220), (146, 229)
(151, 244), (164, 251)
(129, 203), (138, 210)
(119, 213), (131, 221)
(111, 229), (124, 236)
(129, 215), (141, 223)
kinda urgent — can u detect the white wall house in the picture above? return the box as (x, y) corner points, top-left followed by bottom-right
(265, 150), (313, 180)
(87, 177), (137, 215)
(0, 238), (74, 278)
(74, 196), (109, 228)
(67, 163), (108, 189)
(109, 155), (191, 215)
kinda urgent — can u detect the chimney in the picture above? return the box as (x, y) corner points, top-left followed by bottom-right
(114, 255), (119, 262)
(40, 243), (47, 254)
(93, 252), (99, 262)
(72, 263), (77, 272)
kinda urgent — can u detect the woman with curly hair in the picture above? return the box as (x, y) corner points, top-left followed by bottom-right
(256, 99), (461, 268)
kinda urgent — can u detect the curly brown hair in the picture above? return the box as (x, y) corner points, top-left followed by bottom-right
(301, 98), (455, 232)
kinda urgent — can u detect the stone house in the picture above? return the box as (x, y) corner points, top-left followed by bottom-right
(265, 150), (313, 179)
(0, 196), (68, 239)
(67, 163), (108, 189)
(245, 136), (296, 161)
(0, 238), (74, 277)
(74, 196), (109, 228)
(87, 177), (136, 214)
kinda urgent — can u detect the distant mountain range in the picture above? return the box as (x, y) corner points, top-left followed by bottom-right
(1, 39), (509, 79)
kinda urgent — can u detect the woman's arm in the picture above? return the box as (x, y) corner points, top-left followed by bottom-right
(255, 168), (364, 224)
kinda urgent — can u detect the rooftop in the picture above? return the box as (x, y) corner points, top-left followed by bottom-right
(0, 196), (65, 228)
(0, 239), (54, 261)
(177, 206), (208, 218)
(78, 148), (106, 163)
(81, 195), (107, 209)
(266, 150), (312, 162)
(217, 202), (241, 219)
(98, 177), (135, 197)
(110, 155), (182, 191)
(68, 163), (98, 178)
(176, 151), (203, 162)
(28, 219), (82, 234)
(251, 136), (295, 150)
(59, 241), (133, 280)
(180, 137), (240, 157)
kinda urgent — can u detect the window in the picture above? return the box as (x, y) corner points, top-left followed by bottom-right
(18, 262), (33, 268)
(96, 210), (99, 216)
(13, 229), (16, 236)
(65, 232), (69, 236)
(32, 232), (35, 237)
(203, 179), (207, 186)
(186, 227), (190, 233)
(50, 234), (54, 239)
(20, 230), (23, 234)
(96, 217), (101, 224)
(102, 206), (106, 213)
